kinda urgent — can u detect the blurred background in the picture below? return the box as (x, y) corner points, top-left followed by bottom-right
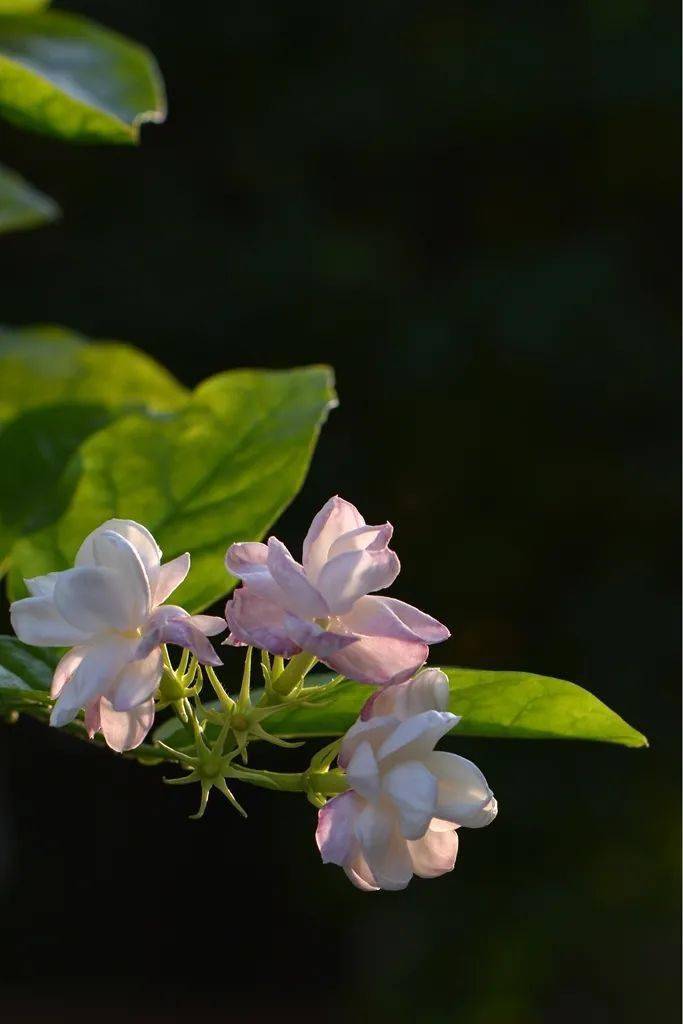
(0, 1), (679, 1021)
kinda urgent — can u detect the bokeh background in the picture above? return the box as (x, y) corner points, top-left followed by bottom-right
(0, 2), (679, 1022)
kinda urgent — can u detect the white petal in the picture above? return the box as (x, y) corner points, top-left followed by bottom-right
(53, 566), (139, 633)
(382, 761), (438, 840)
(110, 648), (164, 712)
(317, 548), (400, 615)
(77, 519), (162, 593)
(154, 552), (190, 605)
(10, 596), (91, 647)
(356, 804), (413, 891)
(344, 851), (380, 891)
(338, 715), (398, 768)
(424, 751), (498, 828)
(346, 740), (381, 801)
(266, 538), (328, 619)
(51, 646), (86, 697)
(367, 668), (453, 721)
(190, 615), (226, 636)
(50, 638), (136, 727)
(316, 791), (364, 865)
(98, 697), (155, 752)
(87, 530), (151, 621)
(302, 496), (365, 584)
(24, 572), (61, 598)
(327, 523), (393, 560)
(377, 709), (458, 766)
(407, 827), (459, 878)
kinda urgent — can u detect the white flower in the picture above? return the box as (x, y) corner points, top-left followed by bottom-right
(10, 519), (224, 751)
(316, 668), (497, 891)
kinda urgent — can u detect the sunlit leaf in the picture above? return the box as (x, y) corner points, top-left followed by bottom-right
(0, 10), (165, 143)
(9, 366), (337, 611)
(0, 1), (50, 12)
(155, 667), (648, 750)
(0, 161), (59, 234)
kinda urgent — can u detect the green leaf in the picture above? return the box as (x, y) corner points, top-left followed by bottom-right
(0, 1), (50, 13)
(9, 366), (337, 611)
(0, 634), (55, 695)
(0, 161), (59, 233)
(157, 667), (646, 749)
(0, 325), (187, 570)
(0, 11), (165, 143)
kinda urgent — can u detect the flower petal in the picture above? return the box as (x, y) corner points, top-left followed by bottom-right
(89, 529), (152, 621)
(50, 638), (136, 727)
(77, 519), (161, 595)
(344, 852), (380, 891)
(266, 538), (328, 618)
(154, 552), (191, 605)
(382, 760), (439, 840)
(362, 667), (453, 721)
(84, 698), (101, 738)
(225, 541), (269, 578)
(355, 804), (413, 891)
(407, 826), (459, 878)
(281, 614), (356, 662)
(190, 615), (226, 637)
(110, 648), (163, 712)
(51, 646), (87, 697)
(338, 715), (397, 768)
(139, 606), (222, 667)
(53, 566), (140, 634)
(376, 597), (450, 643)
(10, 596), (91, 647)
(424, 751), (498, 828)
(302, 496), (365, 583)
(327, 523), (393, 560)
(346, 740), (381, 801)
(377, 709), (458, 765)
(224, 588), (301, 657)
(99, 696), (155, 751)
(316, 790), (364, 865)
(317, 548), (400, 615)
(322, 628), (428, 686)
(341, 594), (425, 642)
(24, 572), (61, 598)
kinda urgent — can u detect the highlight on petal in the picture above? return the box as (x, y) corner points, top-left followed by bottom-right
(346, 740), (381, 802)
(317, 547), (400, 615)
(99, 696), (155, 752)
(327, 522), (393, 560)
(344, 852), (380, 891)
(267, 538), (328, 619)
(50, 638), (136, 728)
(382, 761), (438, 840)
(154, 552), (191, 605)
(302, 495), (365, 583)
(376, 597), (450, 643)
(362, 667), (453, 721)
(377, 709), (458, 764)
(425, 751), (498, 828)
(11, 596), (90, 647)
(53, 566), (141, 634)
(77, 519), (161, 594)
(225, 541), (269, 578)
(225, 589), (301, 657)
(407, 826), (459, 878)
(190, 614), (226, 636)
(110, 648), (163, 712)
(322, 628), (428, 686)
(83, 529), (151, 621)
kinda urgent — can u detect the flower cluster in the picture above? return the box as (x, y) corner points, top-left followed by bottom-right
(10, 496), (496, 891)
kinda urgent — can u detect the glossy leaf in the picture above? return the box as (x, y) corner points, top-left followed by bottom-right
(0, 161), (59, 234)
(9, 366), (337, 612)
(156, 667), (647, 750)
(0, 634), (55, 698)
(0, 11), (165, 143)
(0, 326), (187, 570)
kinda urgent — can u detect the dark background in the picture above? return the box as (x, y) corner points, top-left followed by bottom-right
(0, 2), (679, 1022)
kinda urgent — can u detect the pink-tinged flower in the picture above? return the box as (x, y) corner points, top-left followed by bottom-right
(315, 668), (497, 891)
(224, 496), (449, 686)
(10, 519), (225, 752)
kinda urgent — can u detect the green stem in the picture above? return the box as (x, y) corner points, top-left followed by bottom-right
(229, 766), (347, 796)
(266, 651), (318, 700)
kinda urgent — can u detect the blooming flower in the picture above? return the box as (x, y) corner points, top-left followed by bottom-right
(315, 668), (497, 890)
(10, 519), (225, 752)
(225, 496), (449, 686)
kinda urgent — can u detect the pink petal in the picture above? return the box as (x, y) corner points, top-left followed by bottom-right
(302, 496), (365, 583)
(140, 606), (222, 667)
(361, 667), (453, 721)
(355, 804), (414, 891)
(110, 648), (163, 712)
(266, 538), (328, 618)
(50, 638), (137, 728)
(224, 588), (301, 657)
(225, 542), (269, 577)
(84, 698), (101, 738)
(341, 594), (424, 642)
(51, 646), (86, 697)
(317, 548), (400, 615)
(99, 697), (155, 752)
(376, 596), (450, 643)
(316, 791), (364, 866)
(322, 629), (429, 686)
(344, 853), (380, 891)
(154, 552), (191, 605)
(327, 523), (393, 560)
(407, 827), (459, 878)
(281, 613), (356, 662)
(190, 614), (226, 637)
